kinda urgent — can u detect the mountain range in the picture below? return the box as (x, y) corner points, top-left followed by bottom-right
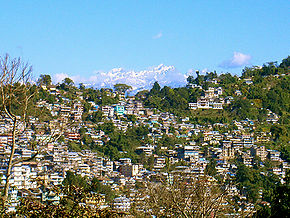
(55, 64), (189, 93)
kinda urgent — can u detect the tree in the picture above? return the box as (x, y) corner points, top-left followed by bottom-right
(0, 54), (36, 207)
(90, 177), (115, 202)
(194, 70), (205, 86)
(205, 159), (217, 176)
(113, 83), (132, 94)
(63, 171), (88, 190)
(150, 82), (161, 95)
(254, 171), (290, 217)
(0, 55), (63, 210)
(269, 171), (290, 217)
(79, 83), (85, 90)
(37, 74), (52, 86)
(63, 77), (74, 87)
(270, 124), (286, 141)
(16, 184), (124, 217)
(187, 75), (194, 84)
(131, 175), (237, 217)
(126, 114), (137, 123)
(279, 56), (290, 69)
(205, 71), (218, 81)
(59, 77), (74, 91)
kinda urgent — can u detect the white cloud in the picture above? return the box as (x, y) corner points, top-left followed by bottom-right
(219, 52), (251, 68)
(186, 68), (209, 77)
(187, 69), (195, 74)
(153, 31), (163, 39)
(53, 73), (70, 84)
(201, 68), (208, 74)
(52, 73), (83, 84)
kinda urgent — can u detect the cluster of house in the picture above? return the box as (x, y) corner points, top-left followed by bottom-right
(37, 100), (84, 122)
(101, 100), (149, 117)
(188, 87), (231, 110)
(0, 85), (288, 213)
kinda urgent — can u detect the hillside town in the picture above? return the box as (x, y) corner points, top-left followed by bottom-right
(0, 78), (288, 214)
(2, 0), (290, 216)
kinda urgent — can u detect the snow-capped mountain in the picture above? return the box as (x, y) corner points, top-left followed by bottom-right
(89, 64), (187, 91)
(54, 64), (188, 93)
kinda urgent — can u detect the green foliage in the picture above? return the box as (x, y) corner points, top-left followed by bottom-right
(270, 124), (287, 141)
(280, 145), (290, 162)
(82, 86), (119, 106)
(255, 171), (290, 217)
(187, 75), (194, 84)
(90, 177), (115, 202)
(16, 185), (123, 217)
(156, 134), (184, 150)
(68, 141), (83, 152)
(114, 83), (132, 93)
(36, 88), (56, 104)
(141, 155), (155, 170)
(270, 171), (290, 217)
(63, 78), (74, 86)
(137, 56), (289, 124)
(126, 114), (137, 123)
(230, 97), (259, 120)
(190, 109), (231, 124)
(142, 84), (202, 117)
(97, 121), (115, 134)
(235, 163), (280, 203)
(242, 61), (283, 78)
(219, 73), (238, 85)
(88, 110), (103, 123)
(150, 81), (161, 95)
(37, 74), (52, 86)
(79, 83), (85, 90)
(82, 87), (100, 103)
(62, 172), (115, 203)
(194, 71), (204, 85)
(94, 123), (151, 161)
(62, 171), (88, 190)
(205, 159), (217, 176)
(279, 56), (290, 68)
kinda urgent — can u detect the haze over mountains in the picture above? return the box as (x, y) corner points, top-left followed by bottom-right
(53, 64), (189, 92)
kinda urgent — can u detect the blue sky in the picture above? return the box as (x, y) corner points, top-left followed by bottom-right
(0, 0), (289, 81)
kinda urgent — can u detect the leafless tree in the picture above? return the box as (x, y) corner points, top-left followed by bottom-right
(0, 54), (35, 206)
(131, 174), (237, 217)
(0, 54), (63, 209)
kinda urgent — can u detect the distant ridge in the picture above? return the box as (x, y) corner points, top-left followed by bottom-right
(70, 64), (188, 92)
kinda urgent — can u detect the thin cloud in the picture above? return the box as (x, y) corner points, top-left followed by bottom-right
(153, 32), (163, 39)
(219, 52), (251, 68)
(201, 68), (208, 74)
(52, 73), (82, 84)
(187, 68), (208, 76)
(53, 73), (69, 84)
(187, 69), (195, 74)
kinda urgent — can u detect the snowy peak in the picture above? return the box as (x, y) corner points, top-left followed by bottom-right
(87, 65), (187, 92)
(53, 64), (187, 92)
